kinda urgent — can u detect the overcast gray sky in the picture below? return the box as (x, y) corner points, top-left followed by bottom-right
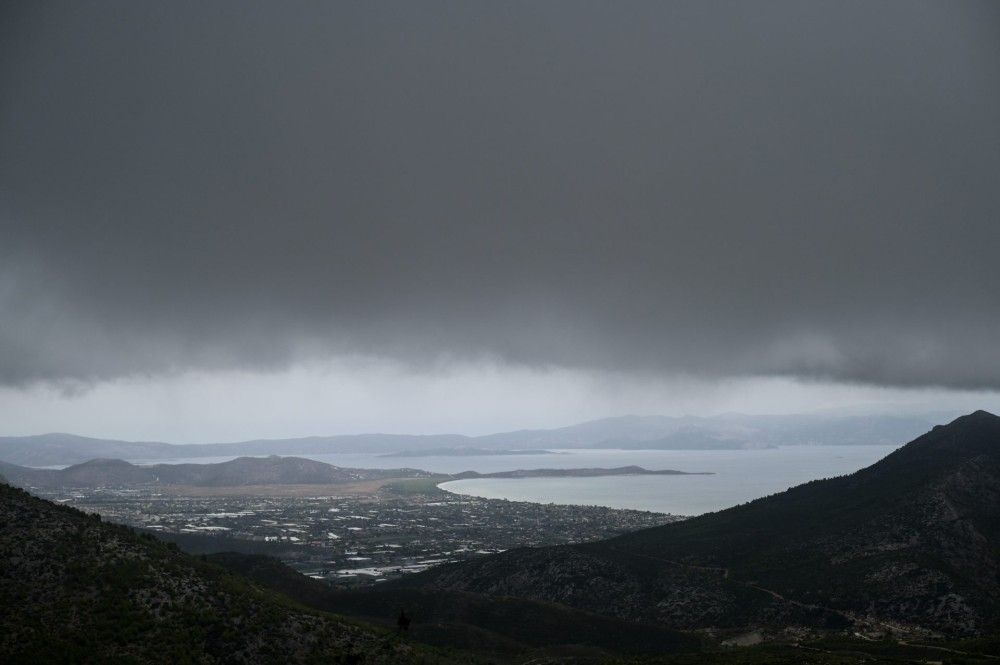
(1, 2), (998, 440)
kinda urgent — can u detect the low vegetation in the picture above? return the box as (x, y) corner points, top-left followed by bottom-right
(0, 482), (464, 664)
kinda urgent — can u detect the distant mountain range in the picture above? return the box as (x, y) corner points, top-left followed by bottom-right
(0, 413), (938, 466)
(597, 431), (773, 450)
(398, 411), (1000, 637)
(477, 413), (939, 449)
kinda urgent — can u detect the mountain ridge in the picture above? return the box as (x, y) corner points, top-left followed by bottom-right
(398, 411), (1000, 637)
(0, 412), (937, 466)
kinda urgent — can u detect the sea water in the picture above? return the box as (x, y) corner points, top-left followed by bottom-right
(140, 444), (898, 516)
(436, 446), (897, 515)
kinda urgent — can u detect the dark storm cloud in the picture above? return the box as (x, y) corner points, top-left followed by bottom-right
(1, 1), (999, 388)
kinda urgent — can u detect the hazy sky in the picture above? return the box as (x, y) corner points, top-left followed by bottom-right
(2, 2), (998, 440)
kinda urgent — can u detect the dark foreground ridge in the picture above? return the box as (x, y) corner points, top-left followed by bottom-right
(0, 481), (458, 664)
(399, 411), (1000, 638)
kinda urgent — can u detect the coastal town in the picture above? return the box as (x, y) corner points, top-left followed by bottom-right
(32, 482), (683, 586)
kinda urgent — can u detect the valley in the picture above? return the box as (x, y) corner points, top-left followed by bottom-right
(27, 481), (682, 588)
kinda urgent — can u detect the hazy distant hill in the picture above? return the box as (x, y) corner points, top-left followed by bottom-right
(379, 447), (554, 458)
(481, 413), (936, 449)
(0, 456), (432, 489)
(596, 431), (763, 450)
(0, 413), (937, 466)
(402, 411), (1000, 637)
(0, 433), (184, 466)
(0, 482), (454, 664)
(0, 432), (471, 467)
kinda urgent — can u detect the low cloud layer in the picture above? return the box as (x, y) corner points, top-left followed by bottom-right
(2, 1), (999, 389)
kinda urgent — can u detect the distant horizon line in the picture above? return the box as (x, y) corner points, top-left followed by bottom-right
(0, 409), (965, 447)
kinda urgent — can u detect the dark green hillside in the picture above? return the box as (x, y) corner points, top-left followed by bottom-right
(208, 551), (700, 658)
(405, 411), (1000, 637)
(210, 553), (1000, 664)
(613, 411), (1000, 629)
(0, 482), (458, 664)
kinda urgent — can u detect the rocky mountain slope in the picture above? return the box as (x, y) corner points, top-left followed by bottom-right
(0, 481), (459, 664)
(208, 551), (699, 659)
(401, 411), (1000, 637)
